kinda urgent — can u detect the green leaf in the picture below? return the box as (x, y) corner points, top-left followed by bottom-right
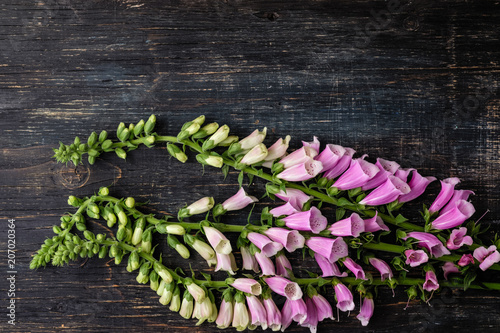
(248, 173), (255, 185)
(335, 208), (346, 221)
(394, 214), (408, 225)
(238, 171), (244, 187)
(317, 277), (329, 288)
(200, 272), (212, 282)
(337, 197), (352, 207)
(463, 270), (477, 291)
(304, 270), (318, 278)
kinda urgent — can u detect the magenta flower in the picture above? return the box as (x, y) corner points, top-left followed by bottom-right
(363, 212), (390, 233)
(332, 158), (379, 190)
(312, 293), (334, 321)
(306, 237), (348, 263)
(440, 190), (475, 215)
(215, 253), (237, 275)
(356, 296), (374, 326)
(275, 252), (293, 278)
(263, 297), (281, 331)
(275, 188), (311, 210)
(316, 144), (346, 171)
(315, 253), (347, 278)
(428, 177), (461, 213)
(458, 254), (475, 267)
(246, 295), (268, 330)
(281, 298), (308, 330)
(283, 206), (328, 234)
(279, 146), (316, 169)
(442, 262), (460, 280)
(222, 187), (258, 211)
(473, 245), (500, 271)
(328, 212), (365, 237)
(423, 270), (439, 292)
(302, 136), (321, 154)
(302, 297), (319, 333)
(446, 227), (473, 250)
(405, 232), (450, 258)
(322, 147), (356, 180)
(394, 167), (415, 182)
(431, 200), (475, 230)
(269, 202), (298, 217)
(361, 158), (400, 191)
(343, 257), (367, 280)
(240, 246), (260, 273)
(264, 227), (305, 253)
(398, 171), (436, 203)
(405, 249), (429, 267)
(203, 226), (232, 255)
(277, 159), (323, 182)
(247, 232), (283, 257)
(255, 251), (276, 276)
(368, 257), (393, 281)
(360, 176), (411, 206)
(230, 278), (262, 296)
(265, 276), (303, 300)
(334, 282), (355, 312)
(264, 135), (291, 162)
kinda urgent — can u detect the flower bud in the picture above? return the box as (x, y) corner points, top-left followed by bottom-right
(136, 262), (150, 284)
(157, 279), (166, 297)
(88, 156), (96, 165)
(239, 143), (268, 165)
(132, 217), (146, 245)
(99, 130), (108, 143)
(178, 196), (215, 218)
(168, 235), (190, 259)
(186, 235), (216, 262)
(76, 222), (86, 232)
(78, 143), (88, 152)
(185, 278), (206, 303)
(202, 125), (230, 151)
(118, 128), (130, 142)
(115, 148), (127, 160)
(109, 244), (119, 258)
(159, 283), (175, 305)
(114, 250), (124, 265)
(149, 270), (160, 291)
(88, 203), (100, 215)
(68, 195), (81, 207)
(218, 135), (238, 147)
(106, 212), (117, 228)
(180, 290), (194, 319)
(167, 144), (188, 163)
(98, 245), (108, 258)
(83, 230), (94, 241)
(117, 226), (127, 241)
(192, 122), (219, 139)
(169, 286), (181, 312)
(87, 132), (98, 147)
(144, 114), (156, 135)
(141, 228), (153, 253)
(116, 122), (126, 138)
(128, 251), (141, 271)
(53, 225), (62, 234)
(144, 135), (155, 146)
(196, 153), (224, 168)
(165, 224), (185, 235)
(177, 122), (201, 141)
(154, 262), (173, 284)
(117, 211), (128, 226)
(101, 139), (113, 150)
(134, 119), (145, 136)
(98, 187), (110, 196)
(125, 197), (136, 208)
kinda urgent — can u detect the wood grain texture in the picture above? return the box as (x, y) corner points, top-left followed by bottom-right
(1, 0), (499, 332)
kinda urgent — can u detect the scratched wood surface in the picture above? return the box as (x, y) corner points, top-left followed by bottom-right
(1, 0), (500, 332)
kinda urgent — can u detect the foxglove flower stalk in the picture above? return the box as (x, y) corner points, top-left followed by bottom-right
(178, 196), (215, 218)
(265, 276), (303, 300)
(363, 212), (390, 233)
(442, 262), (460, 280)
(246, 295), (268, 330)
(361, 158), (400, 191)
(322, 147), (356, 180)
(230, 278), (262, 296)
(423, 270), (439, 292)
(314, 253), (347, 277)
(247, 232), (283, 257)
(332, 158), (379, 190)
(302, 297), (319, 333)
(275, 188), (311, 210)
(405, 249), (429, 267)
(232, 293), (250, 331)
(269, 202), (298, 217)
(333, 281), (355, 312)
(214, 253), (237, 275)
(368, 257), (393, 281)
(279, 146), (317, 169)
(431, 200), (475, 230)
(446, 227), (473, 250)
(328, 213), (365, 237)
(428, 177), (461, 213)
(473, 245), (500, 271)
(255, 251), (276, 276)
(398, 170), (436, 203)
(216, 294), (234, 329)
(405, 232), (451, 258)
(343, 257), (367, 280)
(306, 237), (348, 263)
(277, 159), (323, 182)
(316, 144), (346, 171)
(265, 135), (291, 161)
(240, 246), (260, 273)
(203, 226), (232, 255)
(220, 188), (258, 212)
(359, 176), (411, 206)
(239, 143), (268, 165)
(356, 295), (374, 326)
(264, 227), (305, 253)
(281, 298), (308, 330)
(263, 295), (282, 331)
(282, 207), (328, 234)
(275, 252), (293, 278)
(458, 254), (475, 267)
(440, 190), (475, 215)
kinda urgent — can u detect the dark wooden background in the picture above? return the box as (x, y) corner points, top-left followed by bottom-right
(1, 0), (499, 332)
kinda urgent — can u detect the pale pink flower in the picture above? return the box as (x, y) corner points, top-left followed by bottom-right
(322, 147), (356, 180)
(216, 297), (234, 329)
(215, 253), (237, 275)
(332, 158), (379, 190)
(269, 202), (299, 217)
(264, 136), (291, 162)
(277, 159), (323, 182)
(405, 232), (451, 258)
(315, 144), (346, 171)
(301, 297), (318, 333)
(238, 128), (267, 150)
(431, 200), (475, 230)
(230, 278), (262, 296)
(311, 293), (334, 321)
(281, 298), (307, 330)
(423, 270), (439, 292)
(255, 251), (276, 276)
(343, 257), (367, 280)
(458, 254), (474, 267)
(203, 226), (232, 255)
(394, 167), (415, 182)
(265, 276), (303, 300)
(328, 212), (365, 237)
(232, 295), (250, 331)
(334, 282), (355, 312)
(356, 296), (374, 326)
(369, 257), (393, 281)
(405, 249), (429, 267)
(279, 146), (316, 169)
(363, 211), (390, 233)
(314, 253), (347, 277)
(446, 227), (473, 250)
(440, 190), (475, 215)
(240, 246), (260, 273)
(275, 252), (293, 278)
(264, 227), (305, 253)
(359, 176), (410, 206)
(361, 158), (400, 191)
(306, 237), (348, 263)
(442, 262), (460, 280)
(247, 232), (283, 257)
(222, 188), (258, 211)
(275, 188), (311, 210)
(263, 297), (281, 331)
(246, 295), (268, 330)
(302, 136), (320, 155)
(473, 245), (500, 271)
(428, 177), (461, 213)
(283, 206), (328, 234)
(239, 143), (268, 165)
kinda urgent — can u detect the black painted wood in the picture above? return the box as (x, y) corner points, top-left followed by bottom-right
(1, 0), (499, 332)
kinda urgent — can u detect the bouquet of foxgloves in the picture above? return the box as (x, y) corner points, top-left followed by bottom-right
(31, 115), (500, 332)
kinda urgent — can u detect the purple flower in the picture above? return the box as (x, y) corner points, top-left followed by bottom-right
(306, 237), (348, 263)
(264, 227), (305, 253)
(343, 257), (367, 280)
(265, 276), (303, 300)
(332, 158), (380, 190)
(316, 144), (346, 171)
(398, 171), (436, 203)
(240, 246), (260, 273)
(328, 213), (365, 237)
(301, 297), (318, 333)
(440, 190), (475, 215)
(277, 159), (323, 182)
(230, 278), (262, 296)
(405, 232), (451, 258)
(473, 245), (500, 271)
(247, 232), (283, 257)
(263, 297), (281, 331)
(442, 262), (460, 280)
(264, 135), (291, 162)
(405, 249), (429, 267)
(255, 251), (276, 276)
(368, 257), (393, 281)
(446, 227), (473, 250)
(363, 212), (390, 233)
(203, 226), (232, 254)
(215, 253), (237, 275)
(314, 253), (347, 277)
(322, 147), (356, 180)
(431, 200), (475, 230)
(333, 282), (355, 312)
(281, 298), (308, 330)
(359, 176), (410, 206)
(458, 254), (474, 267)
(311, 293), (334, 321)
(275, 252), (293, 278)
(216, 297), (234, 329)
(275, 188), (311, 210)
(428, 177), (461, 213)
(394, 167), (415, 182)
(302, 136), (320, 155)
(279, 146), (317, 169)
(222, 188), (258, 211)
(423, 270), (439, 292)
(361, 158), (400, 191)
(269, 202), (298, 217)
(246, 295), (268, 330)
(356, 296), (374, 326)
(283, 206), (328, 234)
